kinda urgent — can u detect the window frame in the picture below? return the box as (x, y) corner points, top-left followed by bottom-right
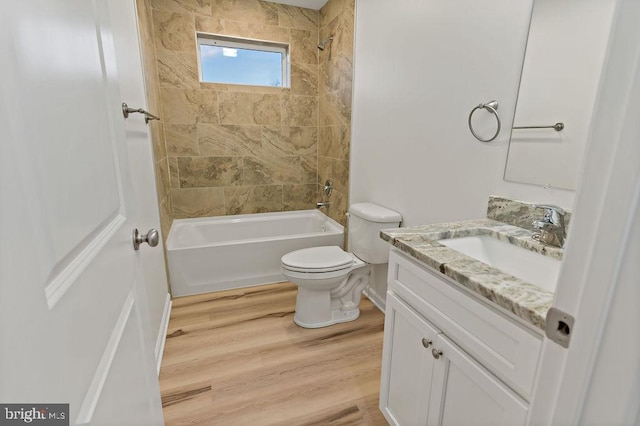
(196, 33), (290, 88)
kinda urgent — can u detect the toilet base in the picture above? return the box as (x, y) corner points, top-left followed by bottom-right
(294, 308), (360, 329)
(289, 264), (371, 329)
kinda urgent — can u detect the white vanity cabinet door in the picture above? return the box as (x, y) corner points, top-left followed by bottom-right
(387, 248), (542, 399)
(427, 334), (529, 426)
(380, 293), (441, 426)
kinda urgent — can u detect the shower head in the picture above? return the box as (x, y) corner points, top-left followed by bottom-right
(318, 36), (334, 51)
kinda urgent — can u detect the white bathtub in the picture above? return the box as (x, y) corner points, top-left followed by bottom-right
(166, 210), (344, 296)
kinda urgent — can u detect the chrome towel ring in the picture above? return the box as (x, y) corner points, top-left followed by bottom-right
(468, 100), (501, 142)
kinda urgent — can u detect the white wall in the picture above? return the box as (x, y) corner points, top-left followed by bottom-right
(350, 0), (576, 300)
(351, 0), (577, 228)
(505, 0), (616, 190)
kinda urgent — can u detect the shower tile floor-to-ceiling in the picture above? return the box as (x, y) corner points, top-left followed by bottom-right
(158, 282), (387, 425)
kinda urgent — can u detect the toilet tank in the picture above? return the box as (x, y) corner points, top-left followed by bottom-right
(348, 203), (402, 264)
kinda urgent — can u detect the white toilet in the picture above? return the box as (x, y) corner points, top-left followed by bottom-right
(281, 203), (402, 328)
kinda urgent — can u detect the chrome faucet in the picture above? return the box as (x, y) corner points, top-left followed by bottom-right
(531, 204), (566, 248)
(323, 180), (333, 197)
(316, 201), (331, 209)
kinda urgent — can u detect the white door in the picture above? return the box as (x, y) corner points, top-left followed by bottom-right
(427, 334), (528, 426)
(528, 1), (640, 424)
(107, 0), (171, 372)
(0, 1), (164, 424)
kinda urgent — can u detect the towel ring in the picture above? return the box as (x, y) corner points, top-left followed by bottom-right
(468, 100), (501, 142)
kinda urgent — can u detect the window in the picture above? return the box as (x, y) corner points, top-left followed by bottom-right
(197, 34), (289, 88)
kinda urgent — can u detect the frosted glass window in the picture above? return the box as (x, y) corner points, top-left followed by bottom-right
(197, 34), (289, 88)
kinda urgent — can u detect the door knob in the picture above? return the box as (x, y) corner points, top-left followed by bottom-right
(421, 338), (432, 348)
(432, 348), (443, 360)
(132, 228), (159, 250)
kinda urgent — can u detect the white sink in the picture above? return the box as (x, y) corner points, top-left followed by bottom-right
(439, 235), (560, 292)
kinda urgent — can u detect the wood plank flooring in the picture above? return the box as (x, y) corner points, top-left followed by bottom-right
(159, 282), (388, 425)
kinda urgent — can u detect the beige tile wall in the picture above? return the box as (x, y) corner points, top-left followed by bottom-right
(137, 0), (173, 290)
(318, 0), (354, 227)
(137, 0), (173, 242)
(139, 0), (355, 230)
(150, 0), (321, 218)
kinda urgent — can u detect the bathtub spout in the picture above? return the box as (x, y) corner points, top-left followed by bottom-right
(316, 201), (331, 209)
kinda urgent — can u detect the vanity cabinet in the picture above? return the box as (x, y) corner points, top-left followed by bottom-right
(380, 249), (542, 426)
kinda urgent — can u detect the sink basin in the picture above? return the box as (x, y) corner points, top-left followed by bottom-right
(439, 235), (560, 292)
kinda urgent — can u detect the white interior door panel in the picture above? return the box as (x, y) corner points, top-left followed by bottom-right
(0, 1), (164, 424)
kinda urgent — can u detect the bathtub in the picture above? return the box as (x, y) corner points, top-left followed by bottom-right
(166, 210), (344, 296)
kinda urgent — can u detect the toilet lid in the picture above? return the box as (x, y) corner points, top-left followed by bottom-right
(281, 246), (353, 273)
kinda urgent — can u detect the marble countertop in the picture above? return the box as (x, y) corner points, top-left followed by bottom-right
(381, 219), (563, 330)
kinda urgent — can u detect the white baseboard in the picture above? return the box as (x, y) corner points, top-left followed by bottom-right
(363, 286), (386, 314)
(155, 293), (172, 375)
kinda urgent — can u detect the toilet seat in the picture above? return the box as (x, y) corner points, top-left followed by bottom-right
(281, 246), (353, 273)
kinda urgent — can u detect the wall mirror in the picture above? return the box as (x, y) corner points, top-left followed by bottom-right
(504, 0), (616, 190)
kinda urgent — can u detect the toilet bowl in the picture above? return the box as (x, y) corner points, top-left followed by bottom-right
(281, 203), (402, 328)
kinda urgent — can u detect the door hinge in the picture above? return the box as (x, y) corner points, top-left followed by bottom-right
(545, 307), (575, 348)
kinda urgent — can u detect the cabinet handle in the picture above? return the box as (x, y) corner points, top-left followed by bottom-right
(432, 348), (443, 360)
(421, 338), (432, 348)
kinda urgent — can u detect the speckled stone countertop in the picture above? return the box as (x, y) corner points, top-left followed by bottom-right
(381, 219), (563, 330)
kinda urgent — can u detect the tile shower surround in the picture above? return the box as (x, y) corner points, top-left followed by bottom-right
(138, 0), (356, 228)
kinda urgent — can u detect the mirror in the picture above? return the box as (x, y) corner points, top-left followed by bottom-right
(504, 0), (616, 190)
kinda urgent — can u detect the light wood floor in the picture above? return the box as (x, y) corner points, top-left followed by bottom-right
(159, 282), (388, 425)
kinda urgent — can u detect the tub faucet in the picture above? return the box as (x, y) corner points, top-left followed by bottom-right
(531, 204), (566, 248)
(316, 201), (331, 209)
